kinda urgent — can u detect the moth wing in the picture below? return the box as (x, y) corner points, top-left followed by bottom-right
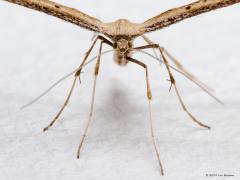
(141, 0), (240, 33)
(4, 0), (105, 33)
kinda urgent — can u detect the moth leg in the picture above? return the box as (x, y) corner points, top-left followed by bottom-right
(127, 57), (164, 176)
(134, 44), (210, 129)
(77, 40), (103, 159)
(158, 48), (211, 129)
(134, 44), (173, 89)
(141, 34), (213, 92)
(43, 76), (77, 131)
(43, 35), (112, 132)
(75, 35), (113, 83)
(160, 47), (214, 93)
(141, 35), (162, 64)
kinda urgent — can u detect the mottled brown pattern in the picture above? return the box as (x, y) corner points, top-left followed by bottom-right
(4, 0), (104, 32)
(142, 0), (240, 32)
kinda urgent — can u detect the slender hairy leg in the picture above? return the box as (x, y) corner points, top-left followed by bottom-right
(160, 47), (214, 93)
(158, 48), (211, 129)
(43, 35), (112, 132)
(141, 35), (212, 93)
(136, 49), (223, 104)
(77, 40), (103, 158)
(134, 44), (168, 90)
(136, 38), (214, 95)
(141, 35), (161, 63)
(134, 44), (210, 129)
(75, 35), (113, 82)
(127, 57), (164, 176)
(43, 76), (78, 131)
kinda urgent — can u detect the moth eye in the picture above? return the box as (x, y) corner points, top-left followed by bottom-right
(128, 42), (132, 48)
(113, 42), (117, 49)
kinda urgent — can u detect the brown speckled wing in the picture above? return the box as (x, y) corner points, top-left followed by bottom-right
(2, 0), (104, 33)
(142, 0), (240, 33)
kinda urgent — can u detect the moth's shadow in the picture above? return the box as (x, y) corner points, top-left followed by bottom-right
(93, 80), (146, 147)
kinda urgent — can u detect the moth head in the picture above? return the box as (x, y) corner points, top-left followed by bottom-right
(114, 39), (132, 54)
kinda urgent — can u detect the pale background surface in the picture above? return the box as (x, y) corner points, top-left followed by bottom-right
(0, 0), (240, 179)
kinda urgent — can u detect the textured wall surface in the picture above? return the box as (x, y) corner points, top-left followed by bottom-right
(0, 0), (240, 179)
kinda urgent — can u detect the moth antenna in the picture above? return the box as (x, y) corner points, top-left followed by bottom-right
(141, 35), (213, 93)
(136, 50), (223, 105)
(20, 49), (114, 109)
(20, 69), (77, 110)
